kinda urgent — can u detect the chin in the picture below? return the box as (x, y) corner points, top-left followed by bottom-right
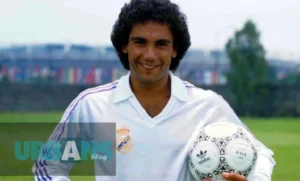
(132, 69), (167, 84)
(138, 77), (157, 84)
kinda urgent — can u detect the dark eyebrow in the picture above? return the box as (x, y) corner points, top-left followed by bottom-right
(130, 37), (171, 44)
(156, 39), (172, 44)
(130, 37), (146, 42)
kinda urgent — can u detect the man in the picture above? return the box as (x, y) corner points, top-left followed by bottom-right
(33, 0), (275, 180)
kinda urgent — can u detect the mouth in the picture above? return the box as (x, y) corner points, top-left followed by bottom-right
(139, 63), (159, 70)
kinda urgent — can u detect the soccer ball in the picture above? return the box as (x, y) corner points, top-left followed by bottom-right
(187, 122), (257, 181)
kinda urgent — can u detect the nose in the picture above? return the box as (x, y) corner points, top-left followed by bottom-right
(143, 46), (157, 61)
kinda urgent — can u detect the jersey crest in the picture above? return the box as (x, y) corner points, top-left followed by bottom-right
(116, 127), (134, 154)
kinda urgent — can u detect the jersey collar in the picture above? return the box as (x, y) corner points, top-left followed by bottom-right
(113, 71), (188, 103)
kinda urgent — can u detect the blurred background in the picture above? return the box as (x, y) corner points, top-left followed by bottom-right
(0, 0), (299, 181)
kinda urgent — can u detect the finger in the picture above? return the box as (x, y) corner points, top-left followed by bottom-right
(222, 172), (246, 181)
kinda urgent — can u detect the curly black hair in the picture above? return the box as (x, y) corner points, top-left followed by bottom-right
(110, 0), (191, 71)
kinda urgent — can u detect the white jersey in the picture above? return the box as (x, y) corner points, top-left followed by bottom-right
(33, 71), (275, 181)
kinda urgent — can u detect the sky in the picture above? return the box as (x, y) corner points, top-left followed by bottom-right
(0, 0), (299, 61)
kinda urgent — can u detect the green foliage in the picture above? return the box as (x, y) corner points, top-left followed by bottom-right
(226, 20), (269, 115)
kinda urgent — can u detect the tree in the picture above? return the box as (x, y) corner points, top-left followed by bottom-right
(225, 20), (268, 115)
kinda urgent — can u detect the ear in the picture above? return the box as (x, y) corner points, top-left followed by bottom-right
(172, 50), (177, 58)
(122, 45), (128, 54)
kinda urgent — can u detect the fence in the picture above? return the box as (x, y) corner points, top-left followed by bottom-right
(0, 83), (299, 116)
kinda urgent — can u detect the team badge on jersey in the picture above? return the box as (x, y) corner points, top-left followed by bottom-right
(116, 127), (133, 154)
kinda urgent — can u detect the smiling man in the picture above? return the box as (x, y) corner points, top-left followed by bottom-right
(121, 21), (177, 117)
(33, 0), (275, 181)
(126, 22), (175, 85)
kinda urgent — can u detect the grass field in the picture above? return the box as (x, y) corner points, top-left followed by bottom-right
(0, 112), (299, 181)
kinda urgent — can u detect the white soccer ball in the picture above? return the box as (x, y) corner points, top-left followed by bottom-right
(187, 122), (257, 181)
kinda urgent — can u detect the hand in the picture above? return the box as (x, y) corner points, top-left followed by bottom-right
(222, 172), (247, 181)
(201, 173), (247, 181)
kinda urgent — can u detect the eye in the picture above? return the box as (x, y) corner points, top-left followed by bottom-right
(133, 40), (145, 46)
(156, 41), (169, 47)
(158, 42), (167, 47)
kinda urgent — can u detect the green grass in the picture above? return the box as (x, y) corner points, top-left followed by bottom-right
(244, 117), (300, 181)
(0, 112), (299, 181)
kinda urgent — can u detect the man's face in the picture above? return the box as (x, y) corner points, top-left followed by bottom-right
(123, 21), (177, 85)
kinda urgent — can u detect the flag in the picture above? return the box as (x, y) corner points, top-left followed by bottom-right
(219, 73), (227, 85)
(68, 67), (75, 84)
(204, 70), (212, 85)
(32, 67), (40, 78)
(277, 71), (287, 80)
(8, 67), (16, 81)
(63, 68), (69, 84)
(50, 67), (57, 78)
(57, 68), (64, 83)
(75, 67), (82, 84)
(85, 68), (96, 85)
(41, 66), (49, 78)
(15, 67), (25, 82)
(195, 71), (204, 85)
(101, 68), (109, 83)
(211, 71), (218, 85)
(81, 68), (89, 85)
(112, 68), (118, 81)
(95, 68), (103, 85)
(1, 66), (8, 76)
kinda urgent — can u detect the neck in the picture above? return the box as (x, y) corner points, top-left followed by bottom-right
(130, 75), (171, 97)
